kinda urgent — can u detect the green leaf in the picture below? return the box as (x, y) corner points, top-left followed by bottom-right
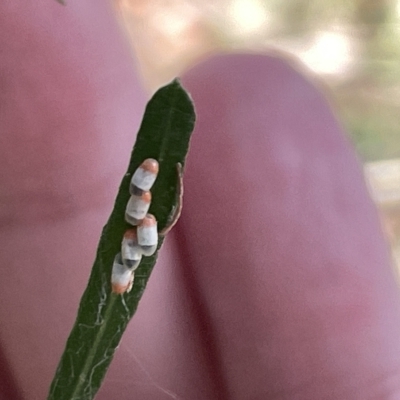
(47, 79), (195, 400)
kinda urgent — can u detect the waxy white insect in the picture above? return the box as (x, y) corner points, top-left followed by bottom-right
(125, 190), (152, 226)
(130, 158), (159, 192)
(111, 253), (135, 294)
(137, 214), (158, 256)
(121, 229), (142, 269)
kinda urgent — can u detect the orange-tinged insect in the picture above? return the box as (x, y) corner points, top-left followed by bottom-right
(111, 253), (135, 294)
(129, 158), (159, 192)
(137, 214), (158, 256)
(125, 190), (152, 225)
(121, 229), (142, 269)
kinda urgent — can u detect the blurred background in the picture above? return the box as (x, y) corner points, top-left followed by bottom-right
(115, 0), (400, 270)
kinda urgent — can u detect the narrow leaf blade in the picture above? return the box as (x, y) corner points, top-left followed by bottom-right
(47, 79), (195, 400)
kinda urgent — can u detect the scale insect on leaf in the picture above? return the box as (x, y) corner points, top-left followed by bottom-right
(111, 159), (184, 295)
(129, 158), (159, 192)
(111, 253), (135, 294)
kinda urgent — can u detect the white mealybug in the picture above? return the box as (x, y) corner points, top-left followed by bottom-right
(111, 253), (134, 294)
(137, 214), (158, 256)
(130, 158), (159, 192)
(125, 190), (151, 225)
(121, 229), (142, 270)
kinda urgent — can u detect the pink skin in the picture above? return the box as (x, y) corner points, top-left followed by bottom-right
(1, 2), (400, 400)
